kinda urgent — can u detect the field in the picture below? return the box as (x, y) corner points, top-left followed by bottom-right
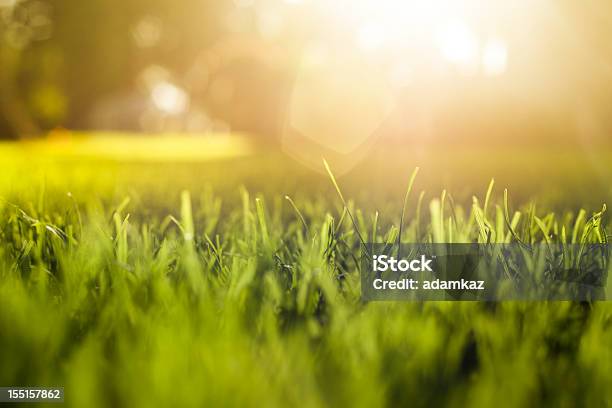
(1, 135), (611, 407)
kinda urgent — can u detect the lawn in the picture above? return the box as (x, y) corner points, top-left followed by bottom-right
(0, 135), (611, 407)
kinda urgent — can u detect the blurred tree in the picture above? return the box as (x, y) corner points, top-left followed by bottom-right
(0, 0), (230, 138)
(0, 0), (42, 138)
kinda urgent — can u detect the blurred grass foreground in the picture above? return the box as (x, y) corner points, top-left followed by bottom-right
(0, 135), (611, 407)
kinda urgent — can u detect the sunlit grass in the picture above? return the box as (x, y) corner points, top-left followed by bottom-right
(0, 131), (252, 162)
(0, 137), (611, 407)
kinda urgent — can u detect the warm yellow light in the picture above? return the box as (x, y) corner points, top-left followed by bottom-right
(436, 20), (479, 69)
(300, 0), (513, 75)
(482, 38), (508, 76)
(356, 22), (387, 52)
(278, 0), (565, 171)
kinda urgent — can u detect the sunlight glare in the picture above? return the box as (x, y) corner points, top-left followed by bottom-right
(482, 38), (508, 76)
(436, 20), (479, 69)
(356, 22), (387, 52)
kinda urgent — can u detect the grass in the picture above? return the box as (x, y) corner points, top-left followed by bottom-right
(0, 138), (611, 407)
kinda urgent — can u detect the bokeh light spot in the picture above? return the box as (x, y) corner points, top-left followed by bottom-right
(436, 20), (479, 69)
(482, 38), (508, 76)
(151, 82), (189, 115)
